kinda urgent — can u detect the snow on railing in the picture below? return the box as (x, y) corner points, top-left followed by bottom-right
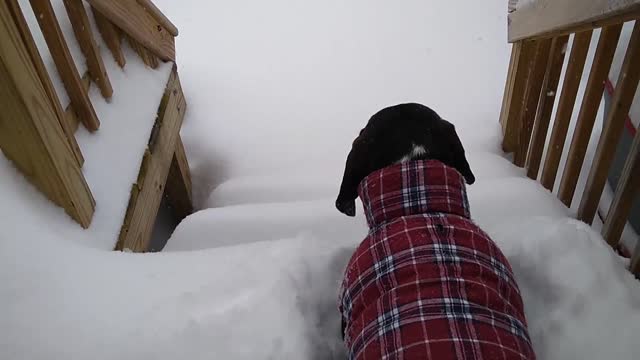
(508, 0), (640, 41)
(499, 2), (640, 276)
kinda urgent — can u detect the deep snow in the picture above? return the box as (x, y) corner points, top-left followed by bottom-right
(2, 1), (640, 359)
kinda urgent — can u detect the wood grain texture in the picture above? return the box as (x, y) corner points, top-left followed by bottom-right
(558, 25), (623, 207)
(500, 43), (520, 137)
(64, 72), (92, 133)
(6, 0), (83, 167)
(500, 41), (537, 154)
(509, 0), (640, 41)
(0, 0), (95, 227)
(91, 5), (125, 68)
(166, 135), (193, 220)
(136, 0), (178, 36)
(126, 34), (159, 69)
(514, 38), (552, 167)
(116, 66), (186, 252)
(86, 0), (175, 61)
(29, 0), (100, 132)
(578, 22), (640, 225)
(540, 31), (592, 191)
(63, 0), (112, 99)
(601, 130), (640, 247)
(526, 35), (570, 180)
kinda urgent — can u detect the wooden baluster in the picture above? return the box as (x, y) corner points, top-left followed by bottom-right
(602, 130), (640, 247)
(558, 24), (623, 207)
(514, 38), (553, 167)
(500, 40), (537, 154)
(92, 6), (126, 68)
(540, 31), (592, 191)
(526, 35), (570, 179)
(29, 0), (100, 131)
(63, 0), (113, 99)
(577, 21), (640, 225)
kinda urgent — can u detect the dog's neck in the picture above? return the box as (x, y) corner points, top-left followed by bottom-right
(357, 160), (470, 229)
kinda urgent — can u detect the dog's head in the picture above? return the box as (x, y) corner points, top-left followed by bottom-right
(335, 103), (475, 216)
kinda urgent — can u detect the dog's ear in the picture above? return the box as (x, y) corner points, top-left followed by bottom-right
(336, 135), (372, 216)
(444, 123), (475, 185)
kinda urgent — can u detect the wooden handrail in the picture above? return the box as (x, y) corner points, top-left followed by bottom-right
(509, 0), (640, 42)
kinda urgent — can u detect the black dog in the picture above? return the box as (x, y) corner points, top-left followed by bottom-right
(335, 103), (475, 216)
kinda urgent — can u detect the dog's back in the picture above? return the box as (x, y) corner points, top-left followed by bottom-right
(338, 160), (535, 360)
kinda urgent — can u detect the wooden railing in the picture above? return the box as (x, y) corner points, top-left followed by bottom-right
(500, 0), (640, 275)
(0, 0), (192, 252)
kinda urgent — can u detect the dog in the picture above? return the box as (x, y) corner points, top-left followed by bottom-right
(336, 103), (535, 359)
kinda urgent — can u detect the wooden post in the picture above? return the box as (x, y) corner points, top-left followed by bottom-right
(558, 24), (623, 207)
(499, 41), (537, 154)
(92, 6), (126, 68)
(578, 22), (640, 225)
(514, 38), (552, 167)
(166, 136), (193, 220)
(29, 0), (100, 132)
(540, 31), (592, 191)
(86, 0), (176, 61)
(116, 67), (186, 252)
(63, 0), (113, 99)
(5, 0), (83, 167)
(0, 0), (95, 227)
(601, 130), (640, 247)
(526, 35), (570, 179)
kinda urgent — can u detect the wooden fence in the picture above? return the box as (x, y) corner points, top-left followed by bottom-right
(0, 0), (192, 252)
(500, 0), (640, 275)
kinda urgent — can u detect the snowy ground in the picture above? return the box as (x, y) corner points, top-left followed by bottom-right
(2, 1), (640, 359)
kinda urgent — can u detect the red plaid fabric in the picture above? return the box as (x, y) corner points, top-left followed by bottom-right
(339, 160), (535, 360)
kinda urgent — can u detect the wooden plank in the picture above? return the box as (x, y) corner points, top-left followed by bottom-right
(91, 6), (126, 68)
(65, 72), (92, 133)
(116, 67), (186, 252)
(0, 0), (94, 228)
(166, 135), (193, 220)
(514, 38), (552, 167)
(526, 35), (570, 179)
(500, 41), (537, 154)
(86, 0), (175, 61)
(601, 130), (640, 247)
(558, 25), (623, 207)
(540, 31), (592, 191)
(136, 0), (178, 36)
(508, 0), (640, 42)
(5, 0), (83, 167)
(125, 34), (159, 69)
(63, 0), (113, 99)
(578, 22), (640, 225)
(499, 43), (520, 135)
(29, 0), (100, 132)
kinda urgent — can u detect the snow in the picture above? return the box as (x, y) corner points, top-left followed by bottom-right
(2, 0), (640, 359)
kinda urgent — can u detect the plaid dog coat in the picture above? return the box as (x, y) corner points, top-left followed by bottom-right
(339, 160), (535, 360)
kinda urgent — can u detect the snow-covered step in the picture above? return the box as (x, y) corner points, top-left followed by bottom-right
(168, 176), (568, 252)
(204, 152), (524, 208)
